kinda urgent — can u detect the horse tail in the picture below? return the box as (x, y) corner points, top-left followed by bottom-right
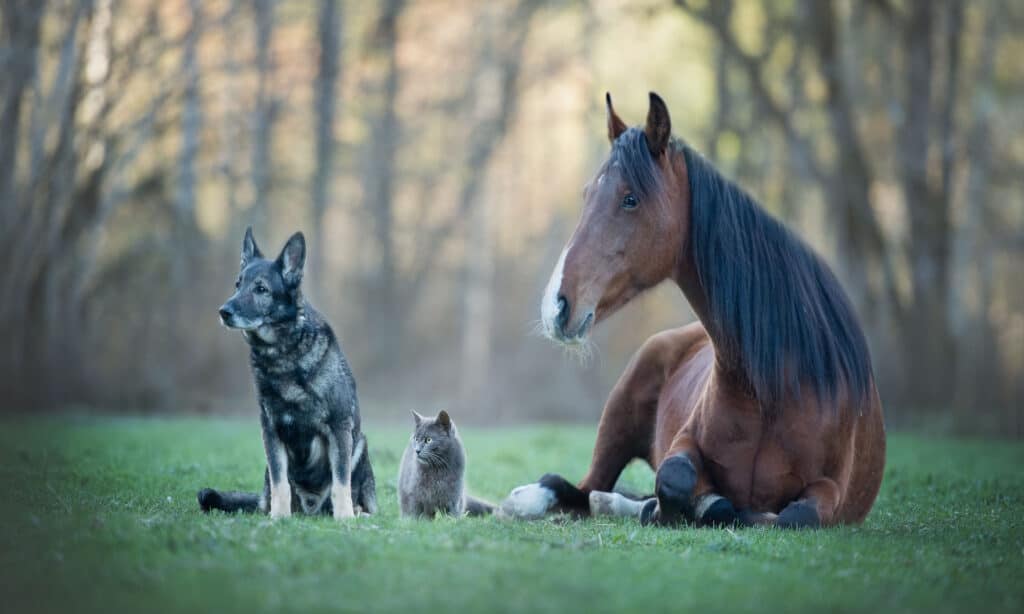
(197, 488), (261, 513)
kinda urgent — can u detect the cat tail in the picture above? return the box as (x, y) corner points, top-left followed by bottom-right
(197, 488), (261, 513)
(465, 495), (496, 516)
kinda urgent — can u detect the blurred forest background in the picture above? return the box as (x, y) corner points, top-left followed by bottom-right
(1, 0), (1021, 434)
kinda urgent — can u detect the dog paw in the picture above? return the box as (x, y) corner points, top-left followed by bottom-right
(331, 484), (355, 520)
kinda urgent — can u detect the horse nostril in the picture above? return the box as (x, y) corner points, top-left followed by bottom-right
(556, 295), (570, 333)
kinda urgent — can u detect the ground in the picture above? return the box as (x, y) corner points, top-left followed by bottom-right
(1, 416), (1022, 613)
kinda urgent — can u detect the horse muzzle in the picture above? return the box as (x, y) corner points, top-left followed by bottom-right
(545, 295), (594, 344)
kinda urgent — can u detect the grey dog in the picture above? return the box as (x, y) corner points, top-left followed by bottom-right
(198, 227), (377, 519)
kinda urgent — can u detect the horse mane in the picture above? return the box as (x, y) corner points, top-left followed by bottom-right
(612, 129), (874, 414)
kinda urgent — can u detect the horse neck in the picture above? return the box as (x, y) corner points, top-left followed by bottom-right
(666, 148), (744, 386)
(665, 145), (711, 328)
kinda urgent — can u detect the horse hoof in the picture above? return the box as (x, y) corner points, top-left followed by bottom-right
(695, 494), (738, 527)
(654, 454), (697, 524)
(499, 482), (556, 519)
(589, 491), (645, 517)
(776, 500), (820, 529)
(639, 498), (659, 526)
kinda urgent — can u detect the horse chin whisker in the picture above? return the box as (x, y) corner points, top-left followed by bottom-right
(526, 319), (548, 338)
(561, 336), (598, 366)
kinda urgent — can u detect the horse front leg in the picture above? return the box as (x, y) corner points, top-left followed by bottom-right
(500, 366), (654, 519)
(642, 432), (739, 527)
(498, 413), (641, 519)
(773, 477), (841, 528)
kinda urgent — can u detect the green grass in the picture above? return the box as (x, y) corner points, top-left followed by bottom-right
(1, 416), (1022, 613)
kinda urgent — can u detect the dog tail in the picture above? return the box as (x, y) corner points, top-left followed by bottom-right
(197, 488), (261, 513)
(465, 495), (496, 517)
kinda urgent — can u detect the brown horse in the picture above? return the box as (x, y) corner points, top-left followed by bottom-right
(501, 92), (885, 528)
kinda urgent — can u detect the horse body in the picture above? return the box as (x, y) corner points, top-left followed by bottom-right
(633, 322), (885, 523)
(502, 93), (885, 528)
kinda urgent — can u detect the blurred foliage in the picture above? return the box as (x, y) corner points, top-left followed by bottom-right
(0, 0), (1021, 433)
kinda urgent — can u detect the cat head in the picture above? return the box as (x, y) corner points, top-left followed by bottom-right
(409, 410), (460, 468)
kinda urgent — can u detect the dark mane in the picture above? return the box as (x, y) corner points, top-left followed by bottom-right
(612, 128), (873, 413)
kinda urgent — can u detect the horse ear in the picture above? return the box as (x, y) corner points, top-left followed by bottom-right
(241, 226), (262, 269)
(606, 92), (627, 144)
(436, 410), (452, 432)
(644, 92), (671, 157)
(276, 232), (306, 287)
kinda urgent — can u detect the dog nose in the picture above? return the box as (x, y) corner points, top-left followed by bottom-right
(555, 295), (570, 336)
(218, 307), (232, 322)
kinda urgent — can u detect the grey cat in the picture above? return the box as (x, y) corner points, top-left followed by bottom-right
(398, 410), (494, 518)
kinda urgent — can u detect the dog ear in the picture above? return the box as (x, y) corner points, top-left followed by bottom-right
(277, 232), (306, 287)
(606, 92), (627, 144)
(411, 410), (425, 427)
(241, 226), (262, 269)
(644, 92), (671, 157)
(436, 410), (452, 432)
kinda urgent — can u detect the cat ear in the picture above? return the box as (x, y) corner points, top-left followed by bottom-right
(436, 410), (452, 432)
(411, 410), (425, 427)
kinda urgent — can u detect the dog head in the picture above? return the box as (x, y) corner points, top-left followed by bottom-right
(218, 227), (305, 334)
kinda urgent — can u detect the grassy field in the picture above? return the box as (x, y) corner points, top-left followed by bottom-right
(1, 416), (1022, 613)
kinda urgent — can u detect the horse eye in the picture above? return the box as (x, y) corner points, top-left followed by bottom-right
(621, 193), (638, 210)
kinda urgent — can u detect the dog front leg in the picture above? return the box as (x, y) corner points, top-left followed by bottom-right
(262, 416), (291, 519)
(327, 422), (355, 520)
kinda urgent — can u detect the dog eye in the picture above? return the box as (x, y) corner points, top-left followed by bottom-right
(234, 279), (240, 289)
(621, 193), (638, 210)
(254, 282), (268, 294)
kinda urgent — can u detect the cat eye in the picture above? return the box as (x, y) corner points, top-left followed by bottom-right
(424, 437), (431, 444)
(621, 193), (638, 210)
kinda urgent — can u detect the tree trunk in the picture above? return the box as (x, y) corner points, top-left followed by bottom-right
(458, 0), (539, 412)
(0, 0), (46, 401)
(311, 0), (342, 286)
(361, 0), (404, 368)
(952, 1), (999, 414)
(167, 0), (204, 408)
(899, 0), (954, 406)
(251, 0), (277, 230)
(0, 0), (46, 227)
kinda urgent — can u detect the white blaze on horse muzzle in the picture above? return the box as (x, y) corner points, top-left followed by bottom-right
(540, 247), (569, 339)
(541, 245), (596, 343)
